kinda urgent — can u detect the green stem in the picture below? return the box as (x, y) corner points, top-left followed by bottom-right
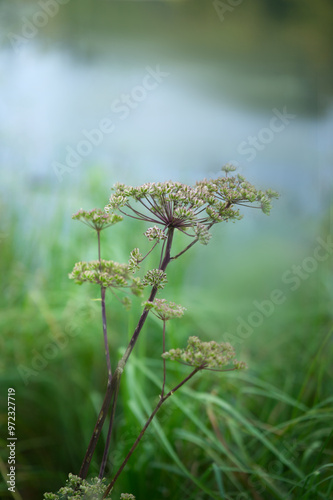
(98, 230), (112, 384)
(98, 228), (112, 478)
(161, 320), (167, 398)
(101, 287), (112, 384)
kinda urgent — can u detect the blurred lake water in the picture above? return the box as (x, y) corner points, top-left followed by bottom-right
(0, 0), (332, 241)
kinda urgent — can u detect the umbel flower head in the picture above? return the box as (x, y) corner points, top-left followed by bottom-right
(196, 165), (279, 217)
(144, 225), (167, 242)
(43, 472), (135, 499)
(142, 269), (168, 290)
(162, 336), (247, 371)
(143, 298), (186, 321)
(69, 260), (143, 296)
(72, 208), (123, 231)
(104, 167), (278, 241)
(128, 248), (142, 272)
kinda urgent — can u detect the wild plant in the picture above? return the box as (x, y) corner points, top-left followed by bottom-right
(44, 165), (278, 499)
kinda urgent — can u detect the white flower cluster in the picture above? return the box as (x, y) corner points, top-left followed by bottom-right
(162, 336), (247, 370)
(104, 167), (278, 240)
(43, 473), (114, 499)
(43, 473), (136, 499)
(143, 298), (186, 321)
(72, 208), (123, 231)
(69, 260), (143, 296)
(196, 171), (279, 217)
(221, 163), (237, 174)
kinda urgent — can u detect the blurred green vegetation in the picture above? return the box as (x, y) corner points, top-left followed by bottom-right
(0, 173), (332, 499)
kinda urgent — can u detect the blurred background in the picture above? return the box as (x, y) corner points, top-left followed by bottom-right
(0, 0), (332, 499)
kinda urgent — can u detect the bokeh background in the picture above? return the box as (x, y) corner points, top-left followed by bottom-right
(1, 1), (332, 499)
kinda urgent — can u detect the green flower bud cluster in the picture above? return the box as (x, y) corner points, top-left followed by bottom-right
(128, 248), (143, 272)
(221, 164), (237, 174)
(162, 336), (247, 370)
(69, 260), (143, 296)
(144, 226), (167, 242)
(72, 208), (123, 231)
(121, 296), (132, 310)
(43, 473), (120, 499)
(43, 473), (136, 499)
(195, 223), (212, 245)
(130, 277), (144, 296)
(142, 269), (168, 290)
(173, 206), (196, 224)
(196, 173), (279, 216)
(143, 298), (186, 321)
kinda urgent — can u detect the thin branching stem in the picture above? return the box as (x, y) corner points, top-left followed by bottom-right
(102, 366), (201, 498)
(98, 231), (112, 385)
(170, 204), (231, 260)
(101, 288), (112, 383)
(161, 320), (167, 398)
(170, 236), (200, 260)
(79, 228), (175, 479)
(97, 230), (101, 262)
(118, 207), (161, 225)
(139, 196), (166, 223)
(97, 228), (113, 480)
(126, 203), (163, 224)
(139, 240), (160, 263)
(98, 372), (121, 479)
